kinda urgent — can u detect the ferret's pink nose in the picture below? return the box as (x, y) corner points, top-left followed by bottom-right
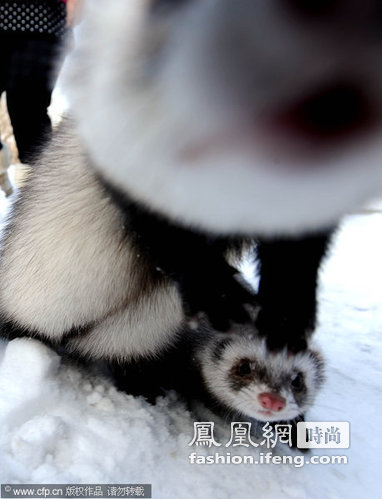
(258, 392), (286, 412)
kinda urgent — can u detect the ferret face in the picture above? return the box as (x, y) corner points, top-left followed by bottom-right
(199, 333), (325, 422)
(66, 0), (382, 235)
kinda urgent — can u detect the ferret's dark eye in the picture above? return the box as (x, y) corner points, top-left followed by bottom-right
(291, 372), (304, 392)
(237, 360), (252, 377)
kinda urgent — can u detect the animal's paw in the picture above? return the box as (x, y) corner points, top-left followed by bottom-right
(179, 264), (256, 331)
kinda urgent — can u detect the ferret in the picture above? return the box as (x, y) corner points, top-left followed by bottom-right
(1, 0), (382, 356)
(111, 325), (325, 447)
(195, 331), (325, 423)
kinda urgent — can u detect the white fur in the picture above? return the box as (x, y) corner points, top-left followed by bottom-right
(198, 333), (323, 422)
(64, 0), (382, 236)
(68, 285), (182, 361)
(0, 124), (183, 358)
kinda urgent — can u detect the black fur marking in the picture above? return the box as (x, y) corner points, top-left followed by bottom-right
(0, 315), (94, 353)
(98, 175), (257, 332)
(229, 359), (269, 392)
(211, 337), (233, 362)
(0, 318), (46, 343)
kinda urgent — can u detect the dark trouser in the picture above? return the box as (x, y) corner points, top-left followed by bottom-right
(0, 34), (64, 163)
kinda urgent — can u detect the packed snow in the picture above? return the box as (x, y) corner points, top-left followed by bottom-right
(0, 185), (381, 498)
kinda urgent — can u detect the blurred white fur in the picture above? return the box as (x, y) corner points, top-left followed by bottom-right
(64, 0), (382, 235)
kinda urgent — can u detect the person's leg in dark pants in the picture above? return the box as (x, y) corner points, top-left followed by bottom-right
(5, 37), (62, 164)
(6, 78), (53, 163)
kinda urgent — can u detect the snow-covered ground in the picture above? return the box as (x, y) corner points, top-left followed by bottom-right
(0, 184), (381, 498)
